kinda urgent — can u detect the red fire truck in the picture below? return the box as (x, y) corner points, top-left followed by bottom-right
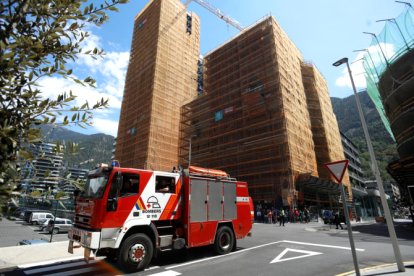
(68, 163), (254, 272)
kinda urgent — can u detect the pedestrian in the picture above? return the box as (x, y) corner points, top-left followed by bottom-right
(294, 208), (299, 223)
(256, 209), (262, 223)
(334, 212), (343, 229)
(267, 210), (273, 224)
(304, 207), (309, 223)
(279, 209), (285, 226)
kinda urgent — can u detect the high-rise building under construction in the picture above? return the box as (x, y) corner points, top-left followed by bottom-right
(180, 17), (351, 208)
(115, 0), (200, 171)
(116, 0), (350, 209)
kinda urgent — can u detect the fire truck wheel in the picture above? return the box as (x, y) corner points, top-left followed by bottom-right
(214, 226), (235, 255)
(117, 233), (153, 273)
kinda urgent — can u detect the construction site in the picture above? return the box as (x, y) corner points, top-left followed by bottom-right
(115, 0), (351, 210)
(115, 0), (200, 170)
(179, 16), (351, 209)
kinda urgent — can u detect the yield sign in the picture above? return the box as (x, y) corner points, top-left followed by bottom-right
(270, 248), (322, 263)
(324, 160), (349, 183)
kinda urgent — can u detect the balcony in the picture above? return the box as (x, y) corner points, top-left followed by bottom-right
(351, 184), (368, 197)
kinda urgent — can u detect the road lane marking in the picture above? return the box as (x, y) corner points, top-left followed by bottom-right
(45, 266), (101, 276)
(23, 260), (96, 274)
(148, 270), (182, 276)
(166, 241), (283, 269)
(282, 240), (365, 252)
(19, 256), (84, 269)
(270, 248), (322, 263)
(167, 240), (365, 270)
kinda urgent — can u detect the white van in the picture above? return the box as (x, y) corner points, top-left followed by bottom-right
(29, 212), (54, 225)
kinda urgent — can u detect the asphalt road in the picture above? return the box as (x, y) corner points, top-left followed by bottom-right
(0, 220), (413, 276)
(0, 217), (69, 247)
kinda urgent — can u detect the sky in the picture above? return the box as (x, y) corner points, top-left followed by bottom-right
(38, 0), (410, 137)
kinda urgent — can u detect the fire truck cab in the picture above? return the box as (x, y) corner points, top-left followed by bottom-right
(68, 164), (253, 272)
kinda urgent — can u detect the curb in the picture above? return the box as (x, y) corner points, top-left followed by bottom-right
(336, 261), (414, 276)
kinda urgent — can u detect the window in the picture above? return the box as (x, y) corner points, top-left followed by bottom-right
(156, 176), (175, 193)
(186, 14), (192, 34)
(120, 174), (140, 197)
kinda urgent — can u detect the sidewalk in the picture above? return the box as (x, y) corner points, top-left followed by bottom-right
(311, 220), (414, 275)
(0, 241), (84, 270)
(338, 262), (414, 276)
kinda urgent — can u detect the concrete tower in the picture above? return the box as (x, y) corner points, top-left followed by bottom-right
(116, 0), (200, 171)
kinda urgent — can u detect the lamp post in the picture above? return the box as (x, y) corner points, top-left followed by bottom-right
(333, 57), (405, 272)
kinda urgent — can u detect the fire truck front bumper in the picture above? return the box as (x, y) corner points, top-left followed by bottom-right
(68, 227), (101, 250)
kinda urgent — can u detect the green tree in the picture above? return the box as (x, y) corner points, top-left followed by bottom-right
(0, 0), (128, 206)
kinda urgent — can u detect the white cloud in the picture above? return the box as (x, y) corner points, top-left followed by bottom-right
(34, 29), (129, 137)
(335, 43), (396, 89)
(37, 77), (122, 109)
(335, 53), (367, 89)
(92, 118), (119, 137)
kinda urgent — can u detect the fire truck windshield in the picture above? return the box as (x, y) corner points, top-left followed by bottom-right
(83, 174), (108, 198)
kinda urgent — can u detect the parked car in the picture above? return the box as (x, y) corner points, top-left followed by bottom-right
(17, 239), (48, 246)
(23, 209), (45, 222)
(29, 212), (54, 225)
(38, 218), (52, 231)
(46, 218), (73, 234)
(12, 207), (28, 218)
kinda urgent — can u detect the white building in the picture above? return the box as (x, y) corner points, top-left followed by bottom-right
(21, 142), (64, 193)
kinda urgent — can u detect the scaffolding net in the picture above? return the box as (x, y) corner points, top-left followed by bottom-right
(363, 6), (414, 140)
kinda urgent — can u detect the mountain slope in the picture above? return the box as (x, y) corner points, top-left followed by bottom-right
(38, 125), (114, 169)
(331, 91), (398, 181)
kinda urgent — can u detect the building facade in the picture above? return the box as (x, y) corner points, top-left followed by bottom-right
(115, 0), (200, 171)
(20, 142), (64, 193)
(379, 49), (414, 205)
(180, 17), (350, 210)
(61, 167), (89, 195)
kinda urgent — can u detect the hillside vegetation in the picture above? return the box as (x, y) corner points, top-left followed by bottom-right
(39, 125), (114, 170)
(331, 91), (398, 182)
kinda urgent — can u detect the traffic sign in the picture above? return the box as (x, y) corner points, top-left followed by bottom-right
(324, 160), (349, 183)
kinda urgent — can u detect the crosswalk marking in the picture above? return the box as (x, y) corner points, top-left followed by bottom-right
(24, 260), (95, 275)
(148, 270), (182, 276)
(44, 266), (102, 276)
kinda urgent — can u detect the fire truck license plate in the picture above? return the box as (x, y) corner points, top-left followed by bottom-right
(70, 228), (82, 243)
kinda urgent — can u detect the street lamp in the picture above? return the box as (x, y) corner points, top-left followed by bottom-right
(333, 57), (405, 272)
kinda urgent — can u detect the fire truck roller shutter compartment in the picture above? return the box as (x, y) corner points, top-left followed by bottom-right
(190, 179), (207, 222)
(223, 181), (237, 220)
(208, 181), (222, 221)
